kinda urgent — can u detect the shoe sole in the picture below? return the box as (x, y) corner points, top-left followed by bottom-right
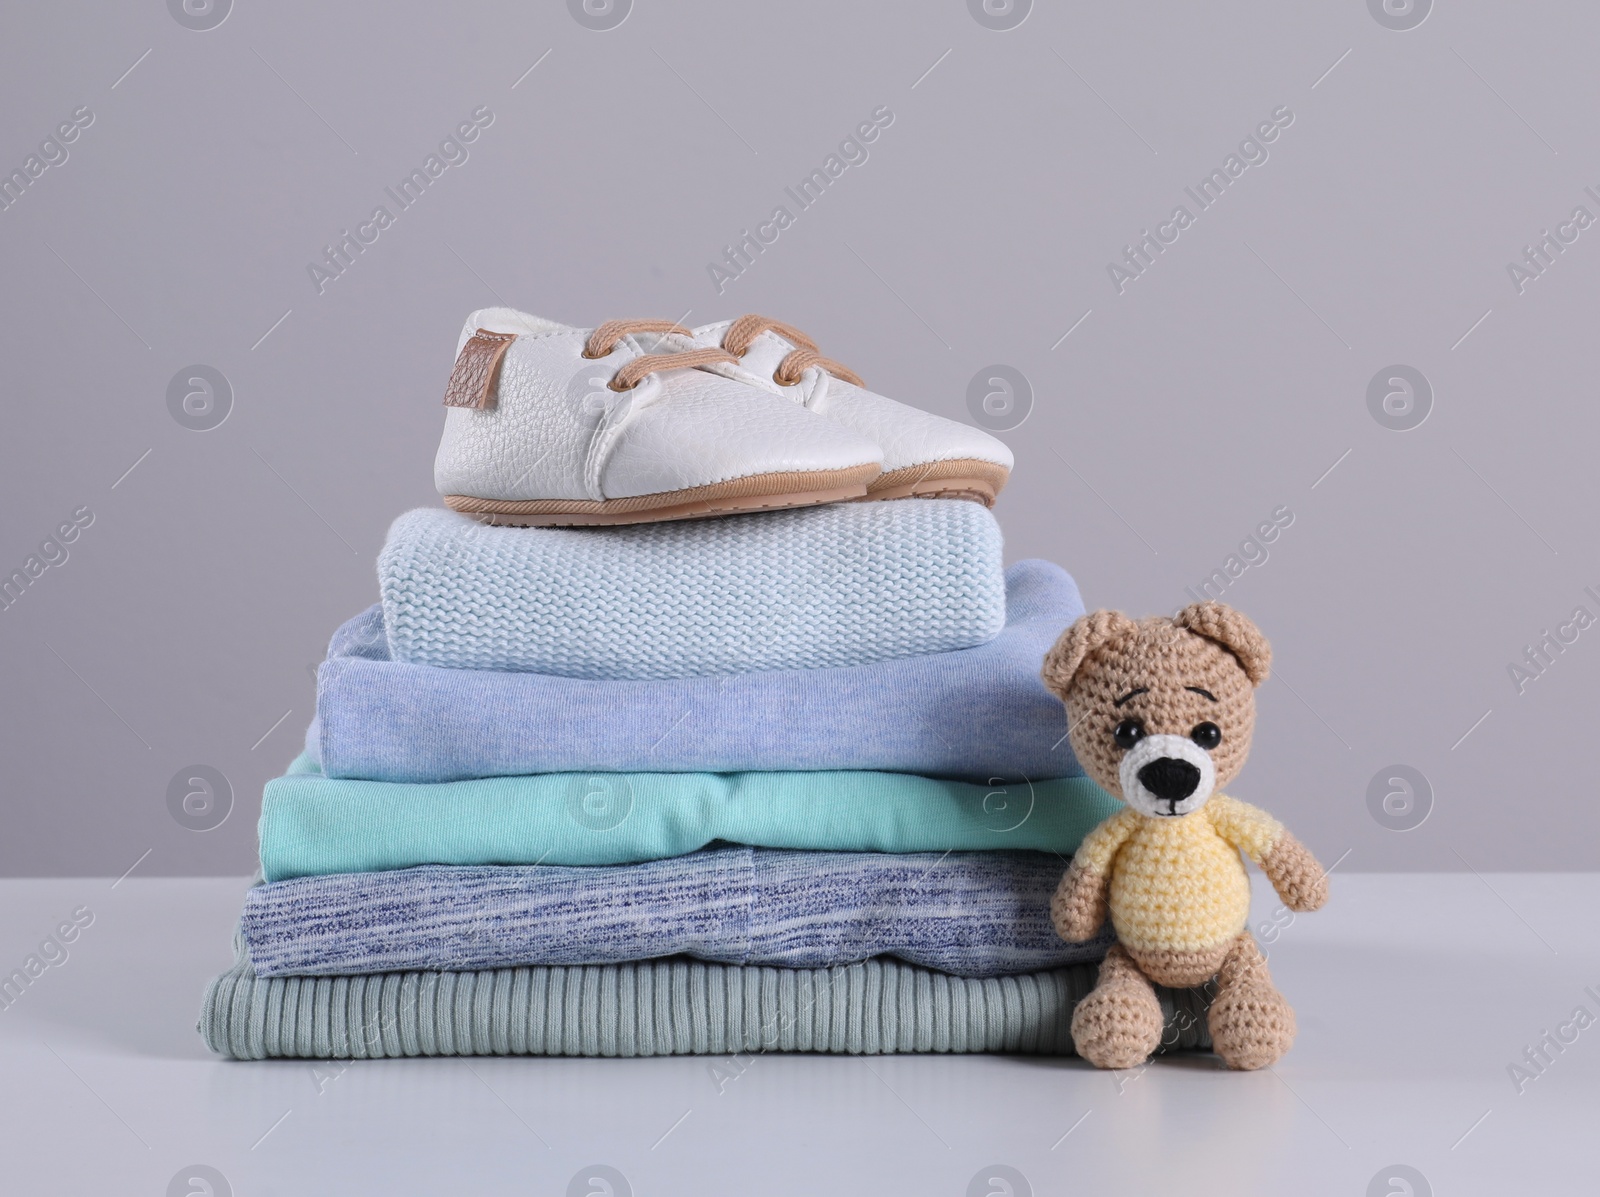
(444, 464), (881, 527)
(862, 459), (1011, 507)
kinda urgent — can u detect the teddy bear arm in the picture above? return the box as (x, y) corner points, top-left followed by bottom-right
(1051, 860), (1110, 942)
(1050, 811), (1137, 942)
(1207, 795), (1327, 911)
(1260, 831), (1329, 912)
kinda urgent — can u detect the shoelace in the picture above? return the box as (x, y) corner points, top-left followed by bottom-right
(721, 315), (865, 388)
(583, 320), (739, 392)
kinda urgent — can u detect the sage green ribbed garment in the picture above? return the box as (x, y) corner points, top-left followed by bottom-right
(200, 942), (1213, 1060)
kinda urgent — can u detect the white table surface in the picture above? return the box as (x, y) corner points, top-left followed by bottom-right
(0, 873), (1593, 1196)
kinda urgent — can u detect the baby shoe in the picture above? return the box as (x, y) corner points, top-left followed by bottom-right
(435, 308), (883, 526)
(694, 315), (1014, 506)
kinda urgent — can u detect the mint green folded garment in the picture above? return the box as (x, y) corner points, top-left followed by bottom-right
(259, 755), (1122, 882)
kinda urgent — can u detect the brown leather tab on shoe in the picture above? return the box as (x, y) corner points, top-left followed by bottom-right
(444, 330), (516, 409)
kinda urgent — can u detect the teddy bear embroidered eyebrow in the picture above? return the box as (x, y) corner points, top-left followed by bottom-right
(1113, 687), (1149, 706)
(1186, 686), (1219, 702)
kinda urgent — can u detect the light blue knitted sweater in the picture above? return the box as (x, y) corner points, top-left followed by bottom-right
(310, 560), (1086, 783)
(377, 502), (1005, 678)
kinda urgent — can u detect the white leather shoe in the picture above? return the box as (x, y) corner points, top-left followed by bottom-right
(694, 315), (1014, 506)
(434, 308), (883, 526)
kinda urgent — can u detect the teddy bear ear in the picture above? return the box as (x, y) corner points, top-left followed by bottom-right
(1173, 602), (1272, 685)
(1041, 610), (1138, 699)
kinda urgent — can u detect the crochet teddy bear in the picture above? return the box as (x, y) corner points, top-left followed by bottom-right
(1041, 601), (1327, 1071)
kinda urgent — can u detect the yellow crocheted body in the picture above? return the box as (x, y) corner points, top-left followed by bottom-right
(1078, 795), (1284, 955)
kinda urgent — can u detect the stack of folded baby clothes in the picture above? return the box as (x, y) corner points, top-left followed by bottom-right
(199, 311), (1209, 1060)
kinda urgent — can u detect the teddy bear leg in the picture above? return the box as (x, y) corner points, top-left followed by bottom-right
(1070, 945), (1165, 1069)
(1206, 932), (1296, 1071)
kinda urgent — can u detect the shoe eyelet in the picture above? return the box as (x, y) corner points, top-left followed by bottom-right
(607, 377), (636, 393)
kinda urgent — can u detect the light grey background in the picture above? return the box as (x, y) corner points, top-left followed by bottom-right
(1, 0), (1594, 875)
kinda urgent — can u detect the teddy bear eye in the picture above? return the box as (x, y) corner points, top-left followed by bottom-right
(1190, 721), (1222, 750)
(1112, 719), (1146, 749)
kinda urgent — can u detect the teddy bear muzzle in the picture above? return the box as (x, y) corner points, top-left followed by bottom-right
(1118, 734), (1216, 817)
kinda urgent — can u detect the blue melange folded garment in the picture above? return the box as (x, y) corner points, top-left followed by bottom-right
(258, 755), (1122, 882)
(377, 502), (1005, 679)
(240, 849), (1112, 978)
(308, 560), (1085, 783)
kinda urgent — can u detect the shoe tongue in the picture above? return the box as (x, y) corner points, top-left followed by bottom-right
(734, 331), (797, 382)
(627, 329), (699, 355)
(692, 321), (796, 382)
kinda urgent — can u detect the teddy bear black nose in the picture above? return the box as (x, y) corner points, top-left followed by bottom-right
(1136, 757), (1201, 802)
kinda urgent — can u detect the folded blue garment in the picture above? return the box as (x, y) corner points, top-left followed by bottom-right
(259, 755), (1122, 881)
(378, 503), (1005, 679)
(241, 849), (1111, 978)
(309, 560), (1085, 783)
